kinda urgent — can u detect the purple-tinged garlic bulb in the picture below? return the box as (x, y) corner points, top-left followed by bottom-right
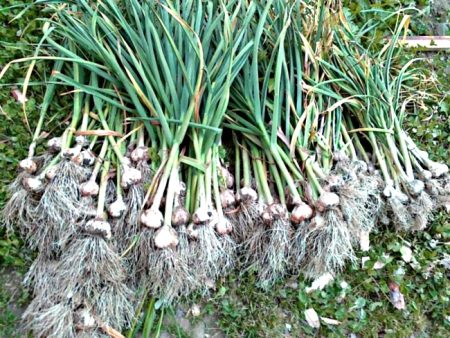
(154, 225), (179, 249)
(316, 192), (340, 212)
(81, 150), (95, 167)
(290, 202), (314, 224)
(220, 167), (234, 189)
(19, 158), (37, 174)
(130, 146), (149, 162)
(187, 223), (199, 239)
(121, 165), (142, 188)
(22, 176), (44, 192)
(108, 197), (127, 218)
(45, 166), (58, 180)
(192, 206), (214, 224)
(62, 144), (82, 160)
(80, 180), (99, 197)
(262, 203), (287, 225)
(238, 187), (258, 204)
(140, 208), (163, 229)
(47, 137), (62, 153)
(84, 219), (112, 239)
(171, 206), (190, 227)
(216, 218), (233, 235)
(221, 189), (236, 209)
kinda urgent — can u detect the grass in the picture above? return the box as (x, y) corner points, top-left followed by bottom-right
(0, 1), (449, 337)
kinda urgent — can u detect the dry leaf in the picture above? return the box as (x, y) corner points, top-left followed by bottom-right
(306, 273), (334, 293)
(304, 308), (320, 328)
(11, 88), (28, 104)
(388, 281), (406, 310)
(400, 246), (412, 263)
(191, 304), (201, 317)
(320, 317), (341, 325)
(361, 256), (370, 268)
(359, 230), (370, 251)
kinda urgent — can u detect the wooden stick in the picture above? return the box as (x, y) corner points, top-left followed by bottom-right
(397, 36), (450, 50)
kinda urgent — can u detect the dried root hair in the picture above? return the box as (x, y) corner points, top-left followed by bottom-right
(1, 187), (38, 234)
(92, 283), (135, 329)
(22, 301), (76, 338)
(55, 236), (127, 298)
(129, 227), (155, 285)
(298, 209), (356, 278)
(37, 160), (91, 237)
(148, 247), (191, 304)
(190, 223), (223, 287)
(409, 191), (435, 231)
(257, 218), (291, 289)
(23, 252), (59, 294)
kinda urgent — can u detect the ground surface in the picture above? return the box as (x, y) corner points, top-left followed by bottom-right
(1, 1), (449, 337)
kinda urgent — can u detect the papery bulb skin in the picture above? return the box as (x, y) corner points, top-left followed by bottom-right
(419, 170), (432, 182)
(19, 158), (37, 174)
(45, 166), (58, 180)
(121, 165), (142, 188)
(192, 206), (214, 224)
(154, 225), (179, 249)
(47, 137), (62, 153)
(140, 208), (163, 229)
(80, 180), (99, 197)
(22, 177), (43, 192)
(220, 189), (236, 209)
(81, 150), (96, 167)
(75, 135), (88, 147)
(131, 146), (149, 162)
(187, 223), (199, 239)
(84, 219), (112, 239)
(216, 218), (233, 235)
(108, 197), (127, 218)
(62, 144), (82, 160)
(238, 187), (258, 203)
(171, 206), (190, 227)
(221, 167), (234, 189)
(316, 192), (340, 212)
(430, 163), (448, 178)
(176, 181), (187, 197)
(290, 203), (314, 224)
(406, 179), (425, 197)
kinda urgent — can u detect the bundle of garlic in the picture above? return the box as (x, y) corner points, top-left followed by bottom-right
(0, 0), (448, 336)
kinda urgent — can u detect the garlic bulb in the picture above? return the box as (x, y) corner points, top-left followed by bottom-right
(19, 158), (37, 174)
(130, 146), (149, 162)
(154, 225), (179, 249)
(121, 165), (142, 188)
(80, 180), (99, 197)
(22, 177), (43, 192)
(108, 197), (127, 218)
(290, 203), (314, 224)
(141, 208), (163, 229)
(84, 219), (112, 239)
(316, 192), (340, 212)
